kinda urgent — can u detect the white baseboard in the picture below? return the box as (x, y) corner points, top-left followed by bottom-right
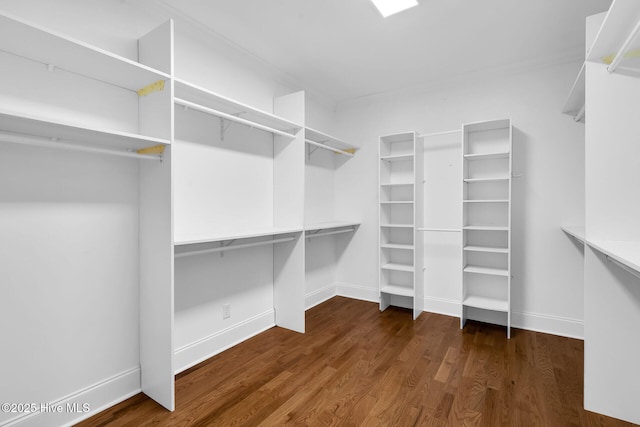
(423, 296), (460, 318)
(305, 284), (337, 310)
(336, 282), (379, 303)
(173, 309), (275, 374)
(2, 367), (140, 427)
(512, 310), (583, 340)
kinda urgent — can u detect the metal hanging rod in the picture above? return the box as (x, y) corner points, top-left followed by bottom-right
(418, 129), (461, 138)
(305, 139), (354, 157)
(607, 19), (640, 74)
(306, 228), (356, 239)
(175, 236), (295, 258)
(175, 98), (297, 139)
(605, 255), (640, 280)
(0, 130), (162, 161)
(417, 228), (462, 233)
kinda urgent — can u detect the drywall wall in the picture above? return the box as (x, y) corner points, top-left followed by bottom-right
(333, 61), (586, 338)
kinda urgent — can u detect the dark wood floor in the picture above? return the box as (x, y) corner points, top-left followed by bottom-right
(78, 297), (634, 426)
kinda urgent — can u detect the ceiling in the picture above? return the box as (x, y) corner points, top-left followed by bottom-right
(157, 0), (612, 105)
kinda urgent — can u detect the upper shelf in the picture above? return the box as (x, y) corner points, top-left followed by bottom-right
(561, 63), (586, 122)
(561, 225), (586, 244)
(587, 0), (640, 75)
(174, 79), (302, 137)
(0, 109), (170, 152)
(587, 239), (640, 278)
(305, 127), (358, 156)
(174, 226), (303, 246)
(305, 221), (361, 232)
(0, 12), (169, 92)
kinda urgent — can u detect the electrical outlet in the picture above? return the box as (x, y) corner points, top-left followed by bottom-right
(223, 303), (231, 319)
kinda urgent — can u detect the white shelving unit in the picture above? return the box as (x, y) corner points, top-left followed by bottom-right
(378, 132), (424, 319)
(0, 11), (175, 424)
(461, 119), (512, 338)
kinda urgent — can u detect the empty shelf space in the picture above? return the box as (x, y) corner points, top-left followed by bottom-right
(174, 79), (301, 136)
(381, 243), (414, 250)
(586, 239), (640, 276)
(464, 177), (510, 183)
(463, 225), (509, 231)
(381, 224), (414, 228)
(464, 245), (509, 254)
(381, 263), (415, 273)
(174, 226), (303, 246)
(464, 265), (509, 277)
(561, 226), (585, 244)
(305, 127), (357, 155)
(464, 152), (510, 160)
(463, 199), (509, 203)
(0, 110), (170, 152)
(0, 12), (169, 92)
(380, 154), (413, 162)
(463, 295), (509, 312)
(380, 285), (414, 298)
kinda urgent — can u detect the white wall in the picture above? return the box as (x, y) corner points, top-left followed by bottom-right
(334, 61), (587, 338)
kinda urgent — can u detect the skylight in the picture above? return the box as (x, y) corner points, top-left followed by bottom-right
(370, 0), (419, 18)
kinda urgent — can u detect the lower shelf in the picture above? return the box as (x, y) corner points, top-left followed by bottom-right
(463, 265), (509, 277)
(381, 263), (414, 272)
(380, 285), (414, 298)
(463, 295), (508, 312)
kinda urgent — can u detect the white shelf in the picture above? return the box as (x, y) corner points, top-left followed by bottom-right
(561, 226), (586, 244)
(174, 226), (303, 246)
(380, 201), (414, 204)
(463, 265), (509, 277)
(0, 12), (169, 92)
(380, 224), (414, 228)
(464, 245), (509, 254)
(464, 177), (510, 183)
(381, 263), (415, 273)
(463, 225), (509, 231)
(305, 221), (360, 232)
(380, 285), (414, 298)
(463, 152), (510, 160)
(463, 295), (509, 312)
(174, 79), (302, 136)
(305, 127), (357, 155)
(380, 154), (414, 162)
(381, 243), (414, 250)
(586, 239), (640, 275)
(463, 199), (509, 203)
(380, 182), (414, 187)
(0, 110), (170, 151)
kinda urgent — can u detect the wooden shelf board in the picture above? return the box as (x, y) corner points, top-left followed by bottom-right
(381, 243), (414, 250)
(0, 110), (170, 151)
(586, 239), (640, 274)
(175, 226), (303, 246)
(464, 265), (509, 277)
(380, 285), (414, 298)
(463, 295), (509, 312)
(174, 79), (302, 135)
(463, 152), (510, 160)
(561, 226), (586, 244)
(381, 263), (414, 273)
(304, 221), (360, 232)
(380, 154), (413, 162)
(0, 12), (169, 92)
(305, 126), (357, 152)
(464, 245), (509, 254)
(463, 225), (509, 231)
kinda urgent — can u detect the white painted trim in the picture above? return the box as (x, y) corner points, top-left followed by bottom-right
(511, 310), (583, 340)
(173, 309), (275, 374)
(305, 284), (337, 310)
(2, 367), (141, 427)
(335, 282), (379, 303)
(423, 296), (460, 318)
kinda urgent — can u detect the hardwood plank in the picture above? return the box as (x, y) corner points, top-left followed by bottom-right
(77, 297), (635, 427)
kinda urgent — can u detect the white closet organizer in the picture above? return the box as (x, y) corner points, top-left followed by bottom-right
(0, 11), (175, 424)
(461, 119), (512, 338)
(378, 132), (424, 319)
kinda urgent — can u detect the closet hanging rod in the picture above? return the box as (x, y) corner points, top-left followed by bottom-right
(418, 129), (461, 138)
(605, 255), (640, 280)
(306, 228), (356, 239)
(418, 228), (462, 233)
(174, 98), (297, 139)
(175, 236), (295, 258)
(607, 19), (640, 74)
(0, 130), (162, 161)
(305, 139), (354, 156)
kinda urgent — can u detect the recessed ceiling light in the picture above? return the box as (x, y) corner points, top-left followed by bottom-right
(370, 0), (419, 18)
